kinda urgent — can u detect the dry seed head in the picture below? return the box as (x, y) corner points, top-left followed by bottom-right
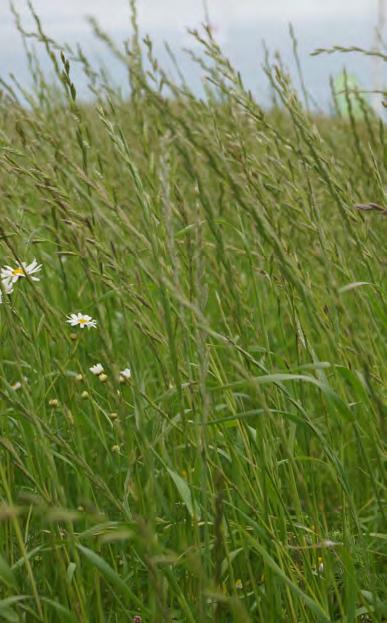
(0, 503), (20, 520)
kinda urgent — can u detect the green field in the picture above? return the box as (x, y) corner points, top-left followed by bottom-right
(0, 6), (386, 622)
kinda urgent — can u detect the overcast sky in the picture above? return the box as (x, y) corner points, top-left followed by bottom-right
(3, 0), (376, 33)
(0, 0), (383, 111)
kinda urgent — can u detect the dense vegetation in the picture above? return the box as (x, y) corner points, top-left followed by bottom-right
(0, 4), (386, 621)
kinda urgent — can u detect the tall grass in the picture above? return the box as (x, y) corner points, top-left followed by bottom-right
(0, 4), (386, 622)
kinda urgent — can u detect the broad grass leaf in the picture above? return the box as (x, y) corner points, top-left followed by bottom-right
(11, 547), (43, 571)
(41, 598), (79, 623)
(0, 555), (16, 588)
(0, 606), (18, 623)
(77, 545), (142, 608)
(0, 597), (29, 623)
(167, 468), (200, 519)
(338, 281), (374, 294)
(248, 537), (331, 623)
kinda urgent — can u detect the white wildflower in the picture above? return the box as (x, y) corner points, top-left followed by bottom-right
(119, 367), (131, 381)
(1, 259), (42, 287)
(0, 280), (14, 304)
(66, 313), (97, 329)
(89, 363), (104, 376)
(10, 376), (28, 391)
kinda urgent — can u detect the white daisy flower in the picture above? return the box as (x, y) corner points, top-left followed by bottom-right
(1, 259), (42, 286)
(0, 280), (14, 304)
(11, 376), (28, 391)
(119, 367), (131, 381)
(90, 363), (104, 376)
(66, 313), (97, 329)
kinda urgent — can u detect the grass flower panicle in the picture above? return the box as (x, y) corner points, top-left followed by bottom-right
(66, 313), (97, 329)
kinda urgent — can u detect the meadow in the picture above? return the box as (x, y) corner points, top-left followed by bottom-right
(0, 4), (386, 622)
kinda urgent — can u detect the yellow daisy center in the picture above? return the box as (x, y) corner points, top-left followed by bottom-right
(79, 318), (87, 325)
(12, 268), (24, 277)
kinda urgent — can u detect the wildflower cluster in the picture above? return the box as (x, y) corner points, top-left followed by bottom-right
(0, 257), (100, 333)
(89, 363), (131, 383)
(0, 259), (41, 303)
(2, 258), (132, 391)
